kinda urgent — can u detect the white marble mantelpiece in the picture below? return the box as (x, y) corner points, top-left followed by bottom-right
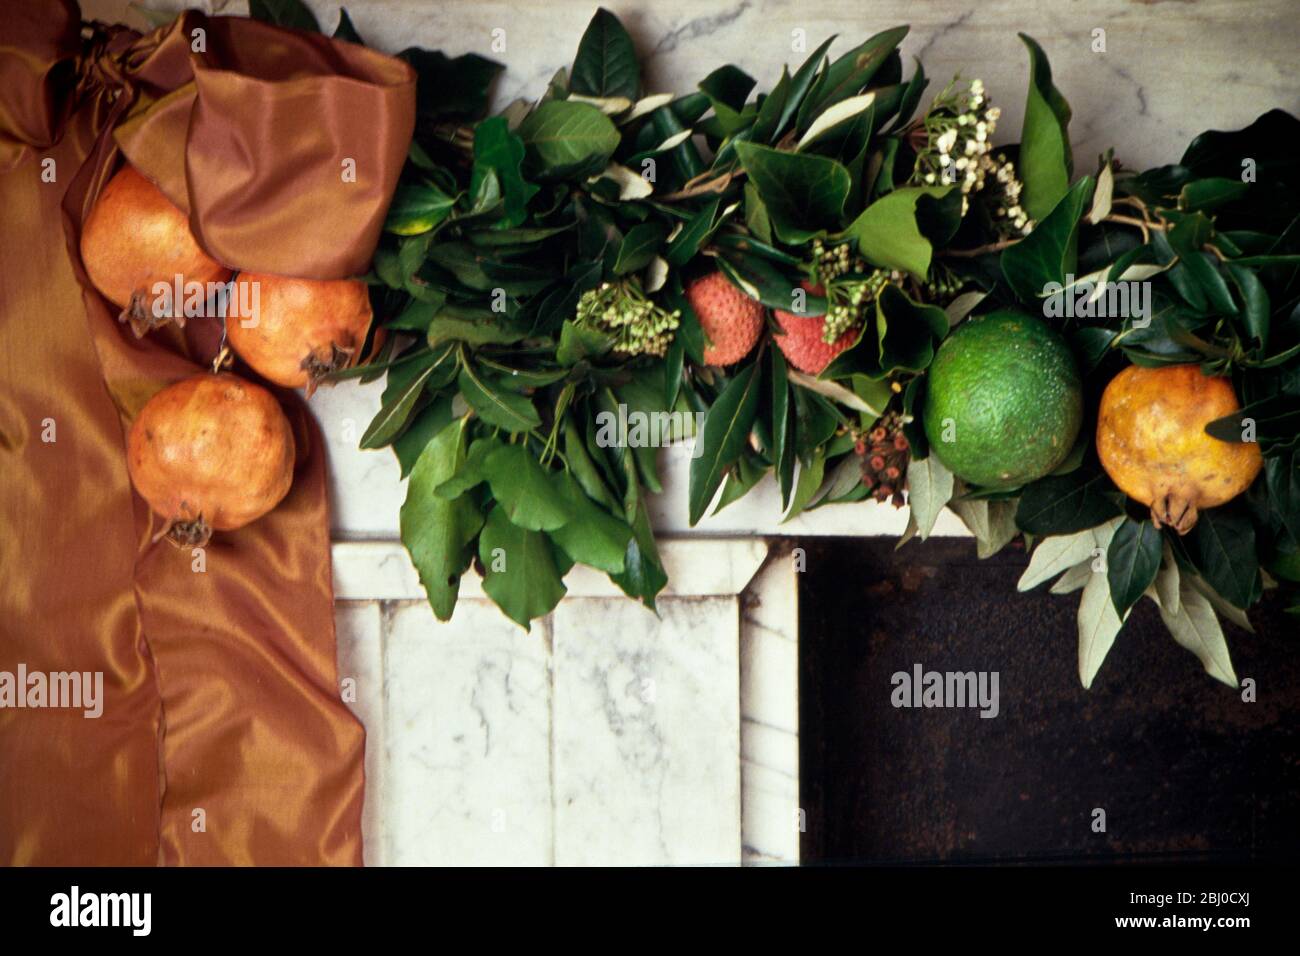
(84, 0), (1300, 866)
(335, 539), (799, 865)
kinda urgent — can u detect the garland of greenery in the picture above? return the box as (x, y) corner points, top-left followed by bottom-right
(261, 5), (1299, 688)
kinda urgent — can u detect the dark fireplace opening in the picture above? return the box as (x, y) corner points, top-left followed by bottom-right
(797, 537), (1300, 864)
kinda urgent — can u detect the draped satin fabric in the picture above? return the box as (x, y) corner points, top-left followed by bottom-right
(0, 1), (415, 865)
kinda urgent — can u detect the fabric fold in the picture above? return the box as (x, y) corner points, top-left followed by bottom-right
(0, 0), (414, 865)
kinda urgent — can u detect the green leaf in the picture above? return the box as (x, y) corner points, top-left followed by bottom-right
(771, 348), (796, 508)
(400, 50), (503, 123)
(785, 448), (827, 520)
(1225, 262), (1269, 348)
(906, 454), (954, 539)
(608, 490), (668, 610)
(1001, 176), (1094, 301)
(1106, 518), (1163, 617)
(518, 100), (621, 180)
(777, 35), (837, 139)
(664, 197), (722, 266)
(733, 142), (851, 244)
(428, 312), (529, 348)
(548, 471), (632, 573)
(482, 443), (575, 531)
(401, 419), (485, 621)
(840, 186), (952, 279)
(1265, 450), (1300, 543)
(570, 8), (640, 100)
(821, 284), (946, 379)
(688, 363), (763, 525)
(471, 116), (539, 229)
(1179, 177), (1249, 213)
(1017, 33), (1073, 221)
(810, 26), (909, 119)
(1015, 467), (1122, 535)
(613, 221), (670, 275)
(361, 346), (457, 449)
(384, 182), (456, 236)
(393, 396), (455, 478)
(478, 505), (567, 629)
(458, 364), (541, 432)
(1191, 507), (1260, 609)
(556, 319), (614, 366)
(248, 0), (320, 32)
(698, 65), (757, 136)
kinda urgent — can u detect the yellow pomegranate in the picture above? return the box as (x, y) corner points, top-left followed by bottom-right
(1096, 363), (1262, 534)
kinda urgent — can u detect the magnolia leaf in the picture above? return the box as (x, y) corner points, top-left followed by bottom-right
(797, 93), (876, 150)
(1077, 567), (1125, 689)
(518, 100), (621, 179)
(688, 363), (762, 524)
(906, 455), (954, 540)
(624, 92), (675, 123)
(248, 0), (320, 32)
(592, 162), (653, 199)
(570, 7), (640, 101)
(568, 94), (635, 115)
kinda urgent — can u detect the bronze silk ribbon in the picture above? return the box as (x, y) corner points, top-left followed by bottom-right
(0, 1), (415, 865)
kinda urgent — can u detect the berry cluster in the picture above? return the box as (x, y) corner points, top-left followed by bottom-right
(576, 278), (681, 358)
(912, 79), (1034, 235)
(856, 411), (911, 507)
(810, 239), (901, 344)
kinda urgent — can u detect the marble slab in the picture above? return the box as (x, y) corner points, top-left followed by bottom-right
(551, 596), (742, 866)
(381, 600), (554, 865)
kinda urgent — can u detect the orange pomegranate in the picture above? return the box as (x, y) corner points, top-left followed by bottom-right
(225, 274), (373, 393)
(127, 373), (296, 546)
(1096, 363), (1262, 534)
(80, 164), (231, 336)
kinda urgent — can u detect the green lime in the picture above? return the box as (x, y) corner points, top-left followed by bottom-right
(923, 309), (1083, 490)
